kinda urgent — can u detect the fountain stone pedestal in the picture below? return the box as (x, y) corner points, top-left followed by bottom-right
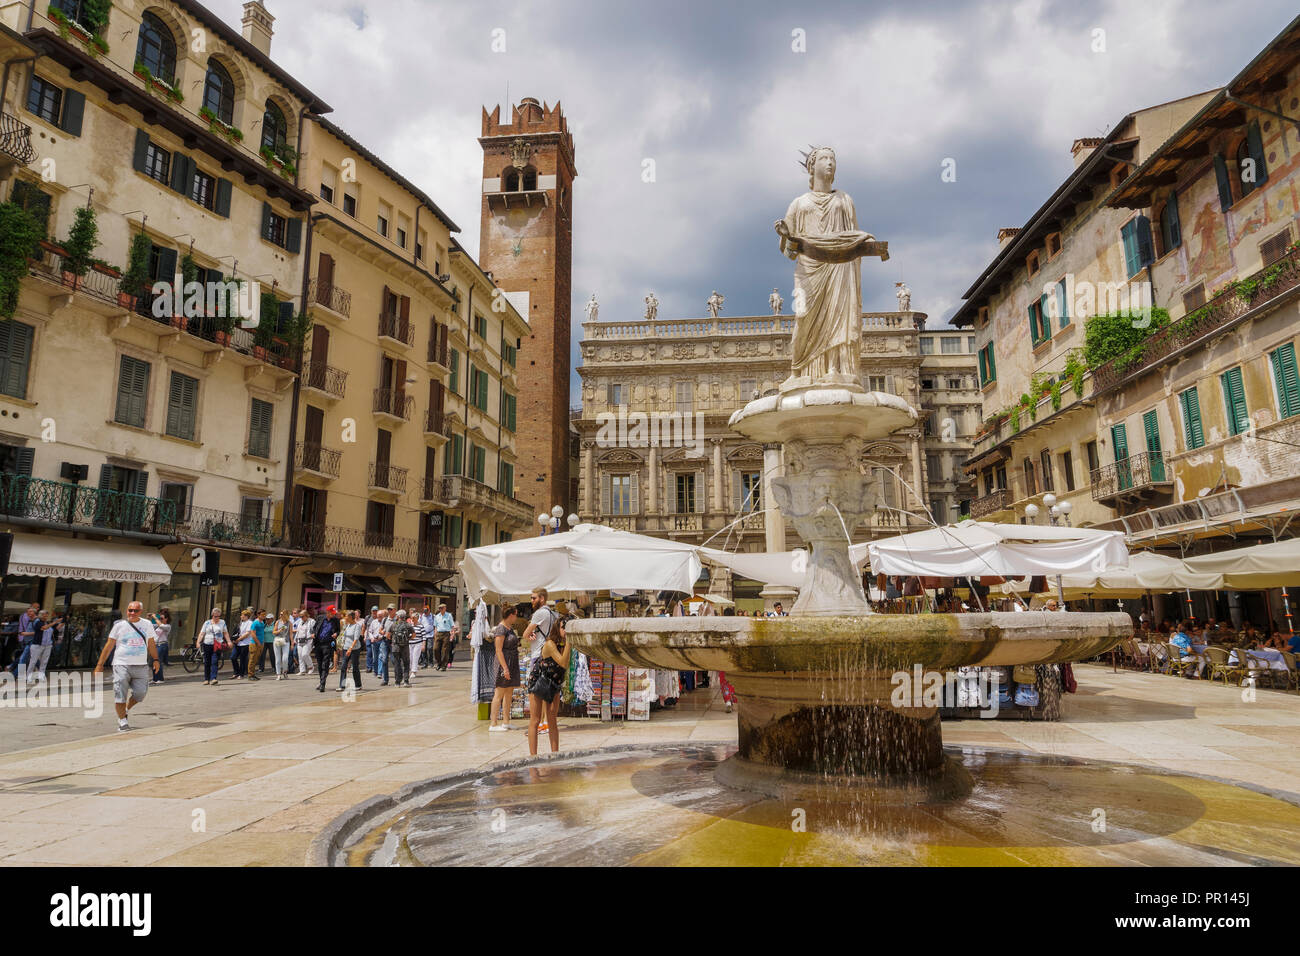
(728, 382), (915, 616)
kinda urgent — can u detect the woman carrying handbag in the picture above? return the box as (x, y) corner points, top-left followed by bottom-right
(197, 607), (228, 686)
(527, 616), (569, 755)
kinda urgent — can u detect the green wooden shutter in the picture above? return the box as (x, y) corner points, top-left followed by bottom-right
(116, 356), (150, 427)
(169, 153), (191, 194)
(1179, 388), (1204, 450)
(986, 344), (996, 382)
(448, 349), (459, 393)
(132, 470), (149, 496)
(132, 129), (150, 173)
(12, 446), (34, 476)
(249, 397), (273, 457)
(1166, 191), (1181, 249)
(98, 464), (113, 490)
(1111, 424), (1131, 491)
(1135, 215), (1154, 269)
(1246, 121), (1269, 186)
(166, 371), (197, 440)
(165, 371), (184, 436)
(1142, 409), (1165, 482)
(1271, 343), (1300, 419)
(1027, 303), (1039, 343)
(59, 88), (84, 136)
(978, 348), (987, 384)
(1039, 293), (1051, 338)
(1220, 367), (1248, 435)
(286, 217), (302, 253)
(1056, 279), (1069, 327)
(1213, 154), (1233, 210)
(0, 320), (34, 399)
(214, 179), (232, 218)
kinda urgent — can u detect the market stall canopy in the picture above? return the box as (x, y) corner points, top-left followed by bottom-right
(8, 533), (172, 585)
(1184, 538), (1300, 589)
(699, 544), (870, 589)
(1058, 551), (1223, 598)
(459, 524), (703, 599)
(867, 521), (1129, 578)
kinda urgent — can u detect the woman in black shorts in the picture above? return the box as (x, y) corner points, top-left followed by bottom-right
(527, 615), (568, 755)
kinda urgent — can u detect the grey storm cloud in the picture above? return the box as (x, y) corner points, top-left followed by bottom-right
(248, 0), (1297, 399)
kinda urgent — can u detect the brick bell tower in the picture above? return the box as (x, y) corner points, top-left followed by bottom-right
(479, 97), (577, 520)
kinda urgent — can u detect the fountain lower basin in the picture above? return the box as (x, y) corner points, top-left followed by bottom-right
(566, 611), (1130, 798)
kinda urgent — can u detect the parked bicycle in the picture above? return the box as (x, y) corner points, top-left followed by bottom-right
(180, 643), (225, 675)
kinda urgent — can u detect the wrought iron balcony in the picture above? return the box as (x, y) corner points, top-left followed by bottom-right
(286, 521), (420, 566)
(0, 473), (175, 535)
(416, 540), (455, 570)
(294, 441), (342, 479)
(368, 461), (408, 494)
(373, 387), (414, 421)
(421, 474), (443, 503)
(424, 406), (446, 436)
(0, 112), (36, 166)
(178, 505), (281, 549)
(1091, 452), (1172, 503)
(378, 311), (415, 347)
(308, 277), (351, 317)
(301, 360), (347, 399)
(428, 329), (449, 367)
(29, 248), (121, 307)
(971, 489), (1010, 519)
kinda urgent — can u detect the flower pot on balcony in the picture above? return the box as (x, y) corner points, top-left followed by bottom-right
(214, 330), (231, 346)
(61, 270), (80, 290)
(92, 262), (121, 279)
(252, 345), (269, 361)
(39, 239), (69, 259)
(117, 292), (137, 311)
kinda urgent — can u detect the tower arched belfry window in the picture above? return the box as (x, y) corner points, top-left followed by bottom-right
(203, 61), (234, 125)
(502, 166), (520, 192)
(522, 165), (537, 190)
(136, 11), (177, 84)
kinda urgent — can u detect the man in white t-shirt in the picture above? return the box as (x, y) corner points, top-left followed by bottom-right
(520, 588), (559, 732)
(93, 601), (159, 732)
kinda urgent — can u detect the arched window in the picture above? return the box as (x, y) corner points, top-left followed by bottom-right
(503, 168), (520, 192)
(1235, 137), (1257, 199)
(203, 61), (234, 125)
(522, 165), (537, 190)
(261, 100), (287, 158)
(136, 12), (177, 84)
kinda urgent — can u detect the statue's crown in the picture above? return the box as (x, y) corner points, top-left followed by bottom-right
(799, 145), (834, 172)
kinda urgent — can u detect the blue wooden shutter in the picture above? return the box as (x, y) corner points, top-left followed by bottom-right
(59, 88), (84, 136)
(1246, 121), (1269, 186)
(1271, 343), (1300, 419)
(1166, 192), (1181, 249)
(1121, 219), (1140, 277)
(1135, 215), (1154, 270)
(1213, 154), (1233, 210)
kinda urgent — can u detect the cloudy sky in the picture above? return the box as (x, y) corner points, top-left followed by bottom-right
(246, 0), (1296, 399)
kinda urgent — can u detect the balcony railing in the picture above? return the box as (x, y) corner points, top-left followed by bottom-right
(378, 311), (415, 346)
(425, 406), (446, 436)
(287, 521), (422, 566)
(672, 514), (702, 531)
(971, 489), (1010, 519)
(177, 506), (281, 549)
(417, 540), (455, 569)
(301, 360), (347, 399)
(428, 332), (448, 367)
(421, 474), (443, 502)
(368, 461), (409, 494)
(0, 474), (176, 535)
(1092, 245), (1300, 394)
(1090, 452), (1171, 501)
(441, 475), (533, 526)
(294, 441), (342, 479)
(0, 112), (36, 166)
(308, 277), (351, 317)
(373, 388), (414, 421)
(29, 249), (121, 307)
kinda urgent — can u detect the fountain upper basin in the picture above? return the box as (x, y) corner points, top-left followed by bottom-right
(565, 611), (1131, 674)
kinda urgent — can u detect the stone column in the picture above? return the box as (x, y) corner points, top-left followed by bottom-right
(911, 435), (925, 515)
(647, 444), (658, 515)
(581, 441), (595, 516)
(762, 443), (784, 553)
(712, 438), (724, 513)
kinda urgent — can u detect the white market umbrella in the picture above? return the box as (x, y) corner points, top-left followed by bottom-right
(699, 543), (871, 589)
(1184, 538), (1300, 589)
(460, 524), (703, 600)
(1059, 551), (1223, 599)
(867, 520), (1129, 578)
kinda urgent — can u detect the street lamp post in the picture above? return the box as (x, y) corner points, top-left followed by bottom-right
(1024, 496), (1067, 607)
(538, 504), (580, 536)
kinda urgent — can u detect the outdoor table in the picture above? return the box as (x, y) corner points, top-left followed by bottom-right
(1228, 648), (1288, 671)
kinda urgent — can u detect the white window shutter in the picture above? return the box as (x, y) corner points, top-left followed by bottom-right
(600, 473), (611, 514)
(630, 472), (640, 514)
(696, 469), (705, 513)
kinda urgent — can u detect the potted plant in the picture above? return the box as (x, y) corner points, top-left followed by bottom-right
(0, 202), (45, 320)
(253, 290), (279, 359)
(60, 204), (98, 290)
(91, 258), (120, 279)
(118, 230), (150, 311)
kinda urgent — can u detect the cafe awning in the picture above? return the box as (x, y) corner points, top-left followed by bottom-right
(8, 533), (172, 585)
